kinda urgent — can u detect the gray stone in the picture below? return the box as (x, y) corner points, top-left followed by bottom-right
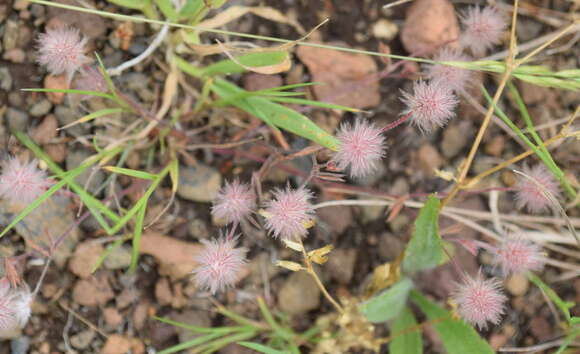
(30, 99), (53, 118)
(104, 246), (132, 270)
(10, 336), (30, 354)
(278, 271), (320, 315)
(441, 123), (469, 159)
(55, 105), (88, 136)
(0, 66), (12, 91)
(378, 232), (405, 261)
(2, 20), (19, 51)
(0, 195), (79, 268)
(6, 108), (29, 132)
(70, 330), (96, 350)
(65, 149), (106, 195)
(327, 248), (357, 284)
(177, 164), (221, 203)
(171, 310), (211, 344)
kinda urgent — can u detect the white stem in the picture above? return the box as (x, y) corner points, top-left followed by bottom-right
(108, 24), (170, 77)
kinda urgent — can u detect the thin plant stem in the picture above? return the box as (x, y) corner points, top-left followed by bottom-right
(297, 238), (344, 314)
(441, 0), (521, 209)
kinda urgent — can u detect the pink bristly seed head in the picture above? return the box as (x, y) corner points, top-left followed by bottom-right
(452, 271), (507, 330)
(333, 119), (386, 179)
(494, 234), (544, 276)
(37, 26), (89, 80)
(0, 278), (32, 334)
(400, 80), (459, 133)
(263, 187), (315, 240)
(192, 236), (247, 294)
(427, 48), (472, 92)
(211, 180), (256, 224)
(0, 158), (49, 204)
(459, 6), (507, 57)
(515, 164), (561, 214)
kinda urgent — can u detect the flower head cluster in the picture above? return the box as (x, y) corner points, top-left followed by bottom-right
(0, 278), (32, 335)
(192, 236), (247, 294)
(0, 158), (49, 204)
(37, 26), (89, 80)
(211, 180), (256, 224)
(333, 119), (386, 179)
(494, 234), (544, 276)
(452, 271), (507, 330)
(427, 48), (472, 92)
(515, 164), (561, 214)
(400, 80), (459, 133)
(263, 187), (314, 240)
(459, 6), (507, 57)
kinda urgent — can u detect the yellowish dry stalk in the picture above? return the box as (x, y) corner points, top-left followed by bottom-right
(298, 238), (345, 314)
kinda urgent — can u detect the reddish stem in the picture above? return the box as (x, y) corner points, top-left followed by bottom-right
(381, 112), (413, 133)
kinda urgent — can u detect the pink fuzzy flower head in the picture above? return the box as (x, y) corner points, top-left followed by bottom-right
(0, 278), (32, 335)
(427, 48), (472, 92)
(452, 271), (507, 330)
(333, 119), (386, 179)
(400, 80), (459, 133)
(263, 187), (315, 240)
(211, 180), (256, 224)
(0, 158), (49, 204)
(494, 234), (544, 276)
(460, 6), (507, 57)
(515, 164), (561, 214)
(192, 236), (247, 294)
(37, 26), (89, 80)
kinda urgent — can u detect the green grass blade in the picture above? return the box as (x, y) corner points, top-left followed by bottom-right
(59, 107), (125, 130)
(158, 332), (228, 354)
(129, 202), (147, 273)
(201, 51), (288, 77)
(153, 317), (250, 334)
(481, 87), (577, 198)
(104, 166), (157, 180)
(15, 132), (121, 227)
(211, 78), (340, 150)
(21, 88), (114, 99)
(267, 96), (361, 112)
(528, 273), (573, 324)
(507, 82), (576, 198)
(237, 342), (286, 354)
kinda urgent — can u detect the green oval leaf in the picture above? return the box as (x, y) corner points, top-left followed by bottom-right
(402, 195), (443, 274)
(389, 307), (423, 354)
(360, 278), (413, 323)
(410, 291), (494, 354)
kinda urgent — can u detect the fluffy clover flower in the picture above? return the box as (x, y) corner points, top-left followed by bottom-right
(400, 80), (459, 133)
(459, 6), (507, 57)
(0, 278), (32, 335)
(192, 236), (247, 294)
(515, 164), (561, 214)
(427, 48), (472, 92)
(494, 234), (544, 276)
(37, 26), (89, 80)
(333, 119), (386, 179)
(0, 158), (49, 204)
(211, 180), (256, 224)
(263, 187), (314, 240)
(452, 271), (507, 330)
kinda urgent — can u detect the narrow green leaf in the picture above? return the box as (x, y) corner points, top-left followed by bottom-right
(129, 202), (147, 273)
(237, 342), (286, 354)
(528, 273), (574, 324)
(360, 278), (414, 323)
(410, 290), (494, 354)
(268, 96), (360, 112)
(402, 195), (443, 274)
(104, 166), (156, 180)
(59, 107), (124, 130)
(158, 332), (226, 354)
(22, 88), (114, 100)
(211, 78), (340, 150)
(201, 51), (288, 76)
(389, 307), (423, 354)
